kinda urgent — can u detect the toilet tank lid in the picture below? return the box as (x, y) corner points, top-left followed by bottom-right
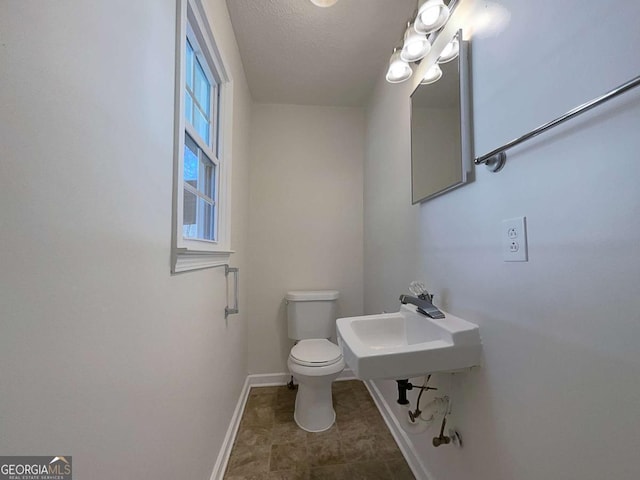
(285, 290), (339, 301)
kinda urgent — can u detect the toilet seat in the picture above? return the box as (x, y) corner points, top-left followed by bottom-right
(290, 339), (342, 367)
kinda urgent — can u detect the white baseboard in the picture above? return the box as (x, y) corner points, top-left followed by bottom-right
(364, 380), (434, 480)
(209, 376), (251, 480)
(208, 369), (355, 480)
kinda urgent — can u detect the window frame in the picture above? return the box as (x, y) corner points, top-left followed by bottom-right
(172, 0), (234, 273)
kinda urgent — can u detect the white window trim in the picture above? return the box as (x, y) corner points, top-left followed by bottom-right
(172, 0), (234, 273)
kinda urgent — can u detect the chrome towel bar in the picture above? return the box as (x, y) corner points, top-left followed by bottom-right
(225, 265), (239, 319)
(475, 74), (640, 172)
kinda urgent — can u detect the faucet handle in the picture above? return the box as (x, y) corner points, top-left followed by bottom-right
(409, 281), (432, 302)
(408, 281), (426, 296)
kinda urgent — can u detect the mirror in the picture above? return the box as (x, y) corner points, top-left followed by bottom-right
(410, 30), (472, 204)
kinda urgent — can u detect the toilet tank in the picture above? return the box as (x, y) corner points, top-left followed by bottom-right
(286, 290), (339, 340)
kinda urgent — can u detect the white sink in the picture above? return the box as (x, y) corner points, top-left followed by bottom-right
(336, 304), (481, 380)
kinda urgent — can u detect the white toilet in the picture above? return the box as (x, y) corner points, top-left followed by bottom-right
(285, 290), (344, 432)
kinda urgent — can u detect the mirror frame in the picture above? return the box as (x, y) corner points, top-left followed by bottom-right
(410, 30), (473, 204)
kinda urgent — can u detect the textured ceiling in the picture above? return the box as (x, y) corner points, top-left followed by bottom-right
(226, 0), (417, 106)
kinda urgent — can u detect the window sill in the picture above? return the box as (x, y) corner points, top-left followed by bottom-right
(172, 248), (234, 273)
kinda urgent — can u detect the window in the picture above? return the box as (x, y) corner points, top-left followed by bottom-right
(172, 0), (233, 273)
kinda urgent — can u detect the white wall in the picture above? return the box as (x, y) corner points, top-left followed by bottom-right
(364, 0), (640, 479)
(248, 104), (364, 374)
(0, 1), (251, 478)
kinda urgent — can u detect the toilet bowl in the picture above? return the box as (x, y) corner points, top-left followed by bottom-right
(288, 338), (345, 432)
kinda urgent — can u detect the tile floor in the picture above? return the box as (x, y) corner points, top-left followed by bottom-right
(223, 380), (416, 480)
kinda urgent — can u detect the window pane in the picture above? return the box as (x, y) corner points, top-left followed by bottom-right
(183, 191), (215, 241)
(202, 200), (214, 240)
(214, 86), (220, 154)
(203, 162), (214, 199)
(184, 134), (199, 187)
(185, 133), (215, 199)
(194, 109), (210, 145)
(186, 40), (194, 90)
(183, 189), (197, 238)
(198, 149), (215, 199)
(183, 133), (216, 242)
(185, 91), (194, 126)
(194, 59), (211, 117)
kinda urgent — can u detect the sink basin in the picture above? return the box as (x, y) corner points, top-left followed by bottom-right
(336, 304), (481, 380)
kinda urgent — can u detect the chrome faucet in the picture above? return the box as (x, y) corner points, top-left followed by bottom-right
(399, 294), (445, 319)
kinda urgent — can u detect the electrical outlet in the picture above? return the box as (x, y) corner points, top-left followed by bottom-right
(502, 217), (528, 262)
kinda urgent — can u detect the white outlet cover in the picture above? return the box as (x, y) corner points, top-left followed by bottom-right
(502, 217), (528, 262)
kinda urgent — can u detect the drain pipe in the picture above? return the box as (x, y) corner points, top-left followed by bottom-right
(396, 379), (413, 405)
(396, 379), (430, 434)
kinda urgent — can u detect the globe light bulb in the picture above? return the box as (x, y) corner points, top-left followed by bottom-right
(421, 64), (442, 84)
(386, 50), (413, 83)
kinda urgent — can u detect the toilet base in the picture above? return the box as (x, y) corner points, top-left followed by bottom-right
(293, 381), (337, 433)
(287, 357), (344, 433)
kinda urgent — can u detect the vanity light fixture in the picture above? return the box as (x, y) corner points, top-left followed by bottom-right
(415, 0), (450, 34)
(386, 48), (413, 83)
(385, 0), (456, 84)
(309, 0), (338, 6)
(421, 64), (442, 84)
(437, 37), (459, 63)
(401, 23), (432, 62)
